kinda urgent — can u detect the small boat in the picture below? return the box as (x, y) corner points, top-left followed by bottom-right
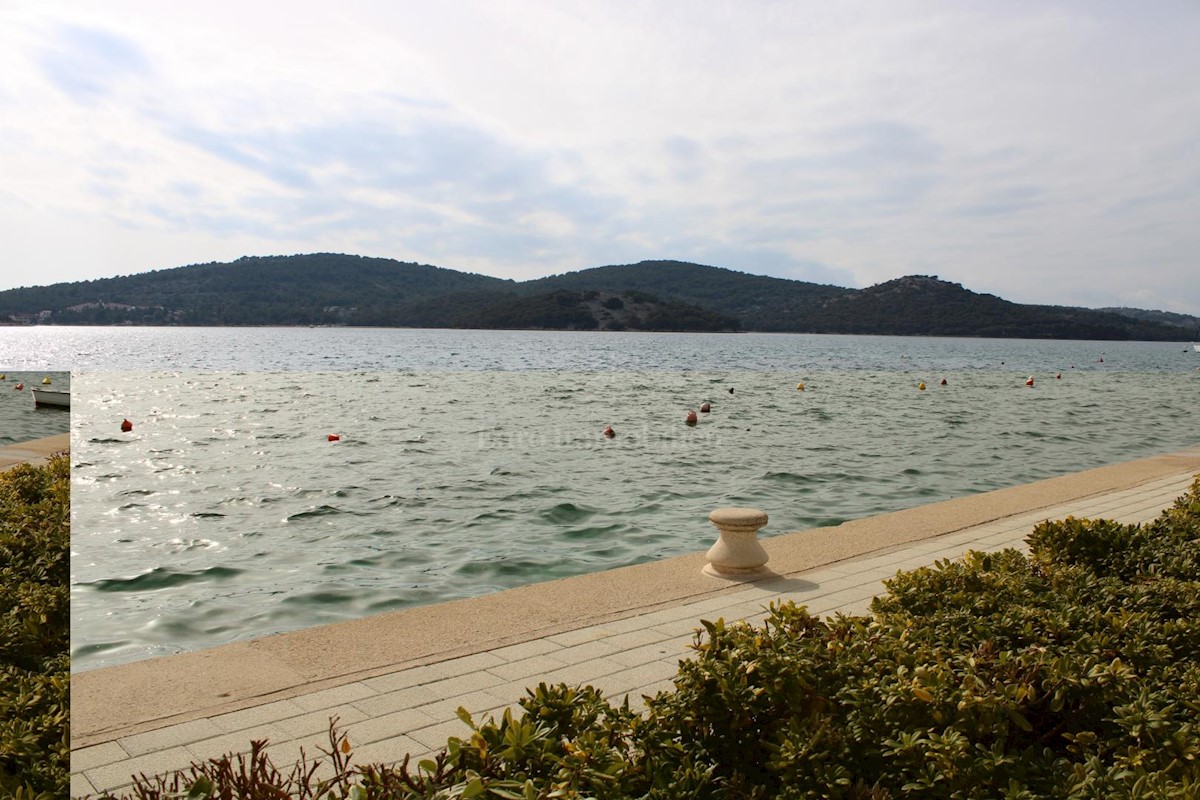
(31, 387), (70, 408)
(1194, 343), (1200, 352)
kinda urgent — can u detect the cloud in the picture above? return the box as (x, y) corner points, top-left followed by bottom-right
(37, 23), (151, 103)
(953, 184), (1045, 217)
(2, 2), (1199, 312)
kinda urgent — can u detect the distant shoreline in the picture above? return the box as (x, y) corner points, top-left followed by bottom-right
(5, 322), (1199, 344)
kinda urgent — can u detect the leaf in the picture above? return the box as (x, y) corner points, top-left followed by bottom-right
(186, 776), (215, 799)
(1007, 708), (1033, 732)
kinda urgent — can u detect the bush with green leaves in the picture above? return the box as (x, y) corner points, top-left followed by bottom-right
(1, 453), (70, 799)
(108, 477), (1200, 800)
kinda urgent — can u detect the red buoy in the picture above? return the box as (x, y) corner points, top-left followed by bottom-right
(1056, 373), (1062, 379)
(939, 378), (947, 386)
(1025, 376), (1034, 387)
(120, 419), (133, 432)
(14, 383), (23, 391)
(685, 410), (698, 425)
(327, 434), (340, 441)
(603, 426), (615, 438)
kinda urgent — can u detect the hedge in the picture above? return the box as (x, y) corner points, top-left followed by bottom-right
(1, 453), (70, 799)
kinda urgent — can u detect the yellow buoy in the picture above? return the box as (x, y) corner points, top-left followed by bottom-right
(42, 376), (52, 385)
(918, 382), (926, 390)
(796, 382), (805, 391)
(0, 374), (5, 380)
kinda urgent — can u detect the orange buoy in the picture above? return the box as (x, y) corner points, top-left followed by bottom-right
(918, 382), (926, 391)
(120, 419), (133, 432)
(699, 402), (711, 413)
(603, 426), (615, 438)
(940, 378), (947, 386)
(327, 434), (341, 442)
(14, 383), (23, 391)
(1025, 375), (1034, 387)
(796, 382), (805, 391)
(685, 410), (698, 425)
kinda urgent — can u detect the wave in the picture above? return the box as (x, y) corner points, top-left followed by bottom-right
(86, 565), (242, 592)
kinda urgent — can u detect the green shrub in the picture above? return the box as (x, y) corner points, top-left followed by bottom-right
(0, 453), (70, 799)
(103, 477), (1200, 800)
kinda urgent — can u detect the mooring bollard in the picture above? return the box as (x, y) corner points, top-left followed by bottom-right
(703, 507), (770, 578)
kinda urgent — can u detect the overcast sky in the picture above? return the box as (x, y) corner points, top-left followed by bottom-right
(3, 1), (1198, 313)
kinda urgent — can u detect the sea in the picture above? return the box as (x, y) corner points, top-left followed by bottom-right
(0, 327), (1195, 672)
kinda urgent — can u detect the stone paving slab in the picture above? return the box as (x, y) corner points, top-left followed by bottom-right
(72, 459), (1200, 797)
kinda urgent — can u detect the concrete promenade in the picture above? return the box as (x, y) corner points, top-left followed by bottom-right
(0, 432), (69, 472)
(72, 448), (1200, 797)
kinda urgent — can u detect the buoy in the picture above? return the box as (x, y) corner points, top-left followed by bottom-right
(14, 383), (23, 391)
(918, 382), (926, 391)
(1026, 376), (1034, 387)
(940, 378), (947, 386)
(1056, 373), (1061, 379)
(42, 377), (51, 385)
(686, 410), (698, 425)
(699, 402), (711, 413)
(0, 374), (6, 380)
(120, 419), (133, 432)
(603, 426), (615, 438)
(796, 383), (805, 391)
(327, 434), (341, 442)
(728, 388), (734, 394)
(1098, 357), (1103, 363)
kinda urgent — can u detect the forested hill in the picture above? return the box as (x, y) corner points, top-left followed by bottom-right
(796, 275), (1190, 340)
(520, 260), (847, 330)
(0, 254), (1190, 340)
(0, 254), (514, 326)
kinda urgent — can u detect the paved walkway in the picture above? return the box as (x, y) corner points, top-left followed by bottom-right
(0, 432), (69, 472)
(72, 451), (1200, 798)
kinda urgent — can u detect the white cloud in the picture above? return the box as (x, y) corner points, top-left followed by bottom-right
(2, 0), (1198, 313)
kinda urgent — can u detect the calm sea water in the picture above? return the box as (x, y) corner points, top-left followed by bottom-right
(0, 370), (70, 446)
(4, 327), (1193, 671)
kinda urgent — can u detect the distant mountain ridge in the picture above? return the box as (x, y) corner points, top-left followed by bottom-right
(1098, 307), (1200, 330)
(0, 254), (1189, 340)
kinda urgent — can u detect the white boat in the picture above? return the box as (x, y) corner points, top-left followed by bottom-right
(31, 387), (70, 408)
(1194, 343), (1200, 352)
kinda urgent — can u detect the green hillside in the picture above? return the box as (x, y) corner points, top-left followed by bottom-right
(802, 275), (1180, 339)
(0, 254), (1189, 340)
(0, 254), (512, 326)
(522, 259), (845, 329)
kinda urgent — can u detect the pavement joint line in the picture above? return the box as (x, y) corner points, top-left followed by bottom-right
(71, 455), (1200, 794)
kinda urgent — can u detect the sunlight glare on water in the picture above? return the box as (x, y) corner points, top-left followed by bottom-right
(65, 331), (1199, 671)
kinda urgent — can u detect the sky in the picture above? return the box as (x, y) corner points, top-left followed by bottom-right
(3, 1), (1198, 313)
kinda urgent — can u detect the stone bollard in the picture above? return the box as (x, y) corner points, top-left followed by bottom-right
(703, 507), (770, 578)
